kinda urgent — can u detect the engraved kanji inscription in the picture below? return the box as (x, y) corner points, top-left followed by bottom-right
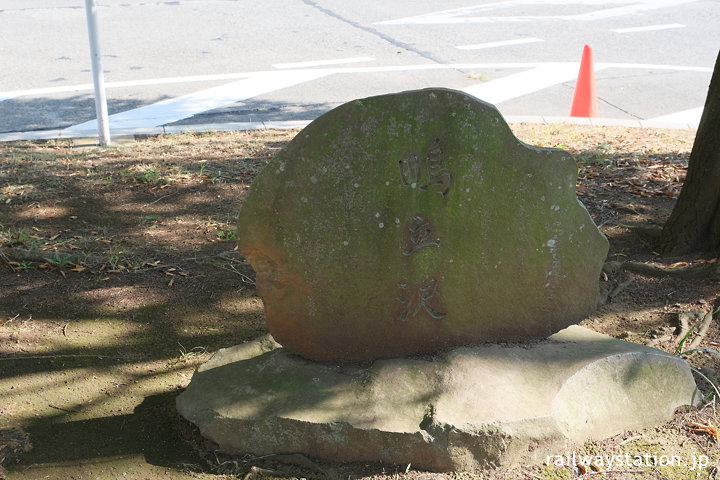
(398, 137), (453, 196)
(424, 137), (453, 196)
(403, 214), (440, 256)
(398, 154), (421, 185)
(396, 278), (446, 322)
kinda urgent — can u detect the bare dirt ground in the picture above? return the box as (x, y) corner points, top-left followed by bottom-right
(1, 124), (719, 480)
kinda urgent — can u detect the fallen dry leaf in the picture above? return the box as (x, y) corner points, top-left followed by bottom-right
(688, 422), (719, 441)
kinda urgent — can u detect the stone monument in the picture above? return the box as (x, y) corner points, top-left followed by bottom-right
(235, 87), (607, 363)
(177, 88), (699, 471)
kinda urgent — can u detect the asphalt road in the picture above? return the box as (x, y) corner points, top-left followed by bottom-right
(0, 0), (718, 139)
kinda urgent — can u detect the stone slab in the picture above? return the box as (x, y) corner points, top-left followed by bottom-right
(176, 326), (700, 472)
(236, 88), (609, 363)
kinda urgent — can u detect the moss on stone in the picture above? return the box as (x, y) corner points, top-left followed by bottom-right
(237, 88), (608, 363)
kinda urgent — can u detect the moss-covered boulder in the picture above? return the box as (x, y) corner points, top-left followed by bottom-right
(237, 88), (608, 363)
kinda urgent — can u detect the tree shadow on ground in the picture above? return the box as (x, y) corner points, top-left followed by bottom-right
(16, 392), (198, 467)
(0, 131), (289, 478)
(0, 126), (715, 478)
(167, 99), (339, 126)
(0, 94), (169, 134)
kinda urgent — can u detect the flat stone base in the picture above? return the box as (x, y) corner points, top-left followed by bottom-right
(176, 326), (700, 472)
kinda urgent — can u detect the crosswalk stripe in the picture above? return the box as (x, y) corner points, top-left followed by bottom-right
(61, 70), (330, 133)
(456, 38), (543, 50)
(611, 23), (685, 33)
(375, 0), (700, 25)
(34, 62), (711, 136)
(462, 63), (601, 105)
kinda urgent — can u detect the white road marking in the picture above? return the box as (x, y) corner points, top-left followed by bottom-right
(376, 0), (700, 25)
(648, 107), (703, 126)
(1, 62), (712, 103)
(0, 73), (261, 102)
(0, 84), (94, 102)
(456, 38), (543, 50)
(273, 56), (374, 69)
(7, 61), (710, 135)
(461, 63), (601, 104)
(337, 62), (713, 74)
(611, 23), (685, 33)
(61, 70), (329, 133)
(591, 63), (711, 73)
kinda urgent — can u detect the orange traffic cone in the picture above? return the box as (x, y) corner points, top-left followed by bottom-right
(569, 45), (598, 117)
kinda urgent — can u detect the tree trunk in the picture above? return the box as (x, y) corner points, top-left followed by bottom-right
(660, 49), (720, 256)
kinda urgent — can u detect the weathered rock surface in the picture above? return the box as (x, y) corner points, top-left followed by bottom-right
(237, 88), (609, 363)
(176, 326), (700, 472)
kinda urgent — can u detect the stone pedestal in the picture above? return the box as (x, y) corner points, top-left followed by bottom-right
(177, 326), (699, 472)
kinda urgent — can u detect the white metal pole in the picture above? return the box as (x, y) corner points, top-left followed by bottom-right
(84, 0), (111, 146)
